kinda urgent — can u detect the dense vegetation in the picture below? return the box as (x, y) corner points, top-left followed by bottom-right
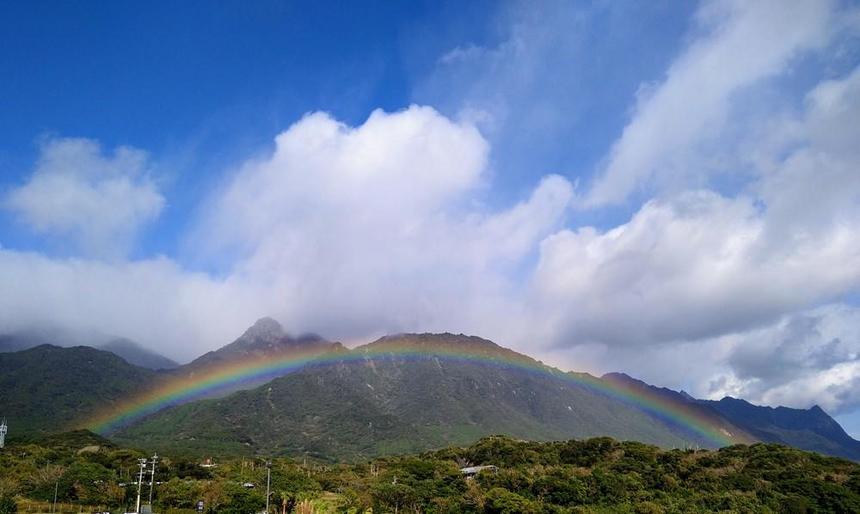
(0, 345), (155, 434)
(2, 431), (860, 513)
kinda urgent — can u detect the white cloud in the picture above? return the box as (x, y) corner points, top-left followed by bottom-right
(3, 138), (164, 259)
(534, 59), (860, 348)
(200, 106), (572, 342)
(586, 0), (837, 206)
(531, 191), (860, 348)
(0, 107), (573, 359)
(707, 304), (860, 414)
(0, 249), (267, 361)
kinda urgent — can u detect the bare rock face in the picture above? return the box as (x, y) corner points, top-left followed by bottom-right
(240, 317), (286, 343)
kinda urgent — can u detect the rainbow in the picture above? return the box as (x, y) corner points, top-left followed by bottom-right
(85, 340), (746, 447)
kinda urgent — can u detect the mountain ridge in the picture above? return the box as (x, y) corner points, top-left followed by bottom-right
(0, 329), (179, 370)
(111, 329), (858, 461)
(1, 320), (857, 462)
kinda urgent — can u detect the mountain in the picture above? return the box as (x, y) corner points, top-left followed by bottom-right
(602, 372), (860, 461)
(4, 321), (858, 463)
(184, 316), (332, 369)
(0, 327), (68, 352)
(706, 397), (860, 461)
(114, 333), (748, 460)
(0, 329), (178, 370)
(97, 338), (179, 370)
(0, 345), (155, 436)
(167, 317), (339, 400)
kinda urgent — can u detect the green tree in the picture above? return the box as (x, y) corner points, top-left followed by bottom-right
(0, 496), (17, 514)
(220, 485), (265, 514)
(484, 487), (537, 514)
(158, 477), (202, 510)
(371, 482), (417, 513)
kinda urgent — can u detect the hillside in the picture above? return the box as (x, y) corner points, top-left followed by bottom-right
(97, 338), (180, 370)
(0, 329), (179, 370)
(114, 333), (741, 460)
(3, 433), (860, 513)
(0, 345), (155, 436)
(706, 397), (860, 461)
(603, 372), (860, 461)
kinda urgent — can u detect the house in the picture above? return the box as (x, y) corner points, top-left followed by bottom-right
(459, 465), (498, 477)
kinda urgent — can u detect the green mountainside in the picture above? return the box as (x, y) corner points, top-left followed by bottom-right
(0, 345), (155, 436)
(114, 333), (736, 460)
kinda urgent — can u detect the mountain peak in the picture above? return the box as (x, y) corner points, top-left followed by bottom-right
(242, 317), (285, 340)
(186, 317), (332, 370)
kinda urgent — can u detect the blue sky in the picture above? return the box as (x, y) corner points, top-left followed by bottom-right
(0, 0), (696, 258)
(2, 1), (860, 436)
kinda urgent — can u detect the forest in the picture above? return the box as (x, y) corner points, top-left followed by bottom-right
(2, 431), (860, 513)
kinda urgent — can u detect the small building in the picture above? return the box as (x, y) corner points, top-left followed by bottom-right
(460, 465), (498, 477)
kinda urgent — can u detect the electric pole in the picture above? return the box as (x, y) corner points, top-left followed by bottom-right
(135, 458), (147, 514)
(148, 453), (159, 507)
(51, 480), (58, 514)
(265, 460), (272, 514)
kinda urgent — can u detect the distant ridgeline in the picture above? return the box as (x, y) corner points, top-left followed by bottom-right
(1, 318), (859, 462)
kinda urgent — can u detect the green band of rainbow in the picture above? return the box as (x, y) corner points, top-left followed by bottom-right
(86, 343), (743, 447)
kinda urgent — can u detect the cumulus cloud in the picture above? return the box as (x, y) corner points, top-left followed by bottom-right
(199, 106), (573, 342)
(532, 61), (860, 349)
(3, 137), (164, 258)
(531, 190), (860, 347)
(0, 107), (573, 359)
(586, 0), (838, 206)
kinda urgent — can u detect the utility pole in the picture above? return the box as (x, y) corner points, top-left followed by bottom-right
(265, 460), (272, 514)
(148, 453), (159, 507)
(51, 480), (58, 514)
(135, 458), (147, 514)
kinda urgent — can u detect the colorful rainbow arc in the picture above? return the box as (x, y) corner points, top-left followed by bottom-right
(85, 343), (744, 447)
